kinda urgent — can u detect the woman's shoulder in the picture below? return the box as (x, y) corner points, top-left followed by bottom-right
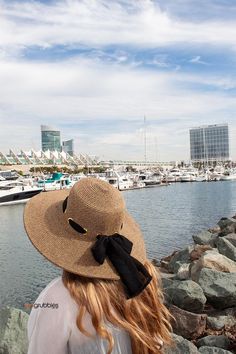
(33, 275), (77, 310)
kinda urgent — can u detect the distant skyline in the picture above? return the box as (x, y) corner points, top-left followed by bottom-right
(0, 0), (235, 161)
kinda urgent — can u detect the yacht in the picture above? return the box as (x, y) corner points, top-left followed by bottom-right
(0, 170), (19, 180)
(138, 172), (161, 186)
(37, 172), (73, 190)
(106, 177), (119, 189)
(220, 170), (236, 181)
(105, 170), (134, 191)
(0, 181), (42, 205)
(211, 165), (225, 181)
(179, 173), (196, 182)
(195, 172), (210, 182)
(117, 175), (134, 190)
(164, 168), (182, 183)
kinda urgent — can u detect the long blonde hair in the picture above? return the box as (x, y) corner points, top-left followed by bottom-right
(62, 260), (173, 354)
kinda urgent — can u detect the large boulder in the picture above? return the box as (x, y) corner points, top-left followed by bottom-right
(192, 230), (217, 247)
(196, 335), (230, 350)
(224, 233), (236, 247)
(190, 251), (236, 282)
(169, 305), (206, 340)
(218, 217), (236, 230)
(164, 280), (206, 312)
(163, 334), (199, 354)
(217, 237), (236, 261)
(0, 306), (28, 354)
(196, 268), (236, 309)
(219, 224), (236, 237)
(198, 346), (233, 354)
(168, 246), (193, 273)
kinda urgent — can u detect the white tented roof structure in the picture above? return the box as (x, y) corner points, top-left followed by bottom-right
(0, 149), (100, 166)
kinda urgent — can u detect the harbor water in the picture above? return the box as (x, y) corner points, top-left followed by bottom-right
(1, 181), (236, 310)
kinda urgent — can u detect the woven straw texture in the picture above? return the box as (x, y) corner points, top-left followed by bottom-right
(24, 178), (147, 280)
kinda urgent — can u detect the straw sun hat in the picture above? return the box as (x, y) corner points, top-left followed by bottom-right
(24, 178), (151, 298)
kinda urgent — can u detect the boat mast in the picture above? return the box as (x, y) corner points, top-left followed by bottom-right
(144, 116), (147, 168)
(155, 136), (158, 163)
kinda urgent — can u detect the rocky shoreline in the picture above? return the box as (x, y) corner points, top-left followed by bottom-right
(158, 214), (236, 354)
(0, 215), (236, 354)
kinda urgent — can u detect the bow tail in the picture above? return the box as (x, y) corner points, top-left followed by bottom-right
(107, 245), (152, 299)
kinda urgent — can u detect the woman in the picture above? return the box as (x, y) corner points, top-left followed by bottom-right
(24, 178), (173, 354)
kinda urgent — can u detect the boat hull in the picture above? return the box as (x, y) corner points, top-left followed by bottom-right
(0, 189), (42, 206)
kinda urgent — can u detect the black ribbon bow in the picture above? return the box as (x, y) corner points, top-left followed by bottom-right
(91, 233), (152, 299)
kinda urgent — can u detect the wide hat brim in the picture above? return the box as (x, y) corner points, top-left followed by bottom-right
(23, 189), (147, 280)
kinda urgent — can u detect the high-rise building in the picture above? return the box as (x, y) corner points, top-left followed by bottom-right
(190, 123), (229, 163)
(41, 125), (61, 152)
(62, 139), (74, 156)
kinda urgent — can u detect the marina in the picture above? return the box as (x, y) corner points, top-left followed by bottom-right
(1, 180), (236, 310)
(1, 165), (236, 206)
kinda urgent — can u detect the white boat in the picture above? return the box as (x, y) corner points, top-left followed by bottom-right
(133, 181), (146, 189)
(165, 175), (178, 183)
(195, 174), (208, 182)
(220, 171), (236, 181)
(211, 166), (225, 181)
(180, 173), (196, 182)
(107, 177), (119, 189)
(129, 174), (146, 189)
(0, 170), (19, 180)
(0, 181), (42, 206)
(168, 168), (182, 182)
(195, 170), (211, 182)
(37, 172), (73, 191)
(138, 172), (162, 186)
(118, 176), (133, 190)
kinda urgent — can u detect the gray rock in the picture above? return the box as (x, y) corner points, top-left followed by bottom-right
(168, 246), (193, 273)
(217, 237), (236, 261)
(164, 280), (206, 312)
(219, 224), (236, 237)
(172, 260), (187, 273)
(218, 217), (236, 230)
(190, 251), (236, 282)
(207, 307), (236, 330)
(161, 277), (175, 289)
(224, 233), (236, 247)
(196, 335), (230, 349)
(193, 230), (216, 247)
(160, 269), (176, 289)
(207, 316), (226, 330)
(197, 268), (236, 309)
(0, 306), (29, 354)
(199, 346), (233, 354)
(163, 333), (200, 354)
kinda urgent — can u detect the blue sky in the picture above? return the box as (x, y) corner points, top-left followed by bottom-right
(0, 0), (235, 161)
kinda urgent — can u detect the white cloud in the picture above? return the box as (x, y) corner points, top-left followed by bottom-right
(0, 0), (236, 55)
(0, 56), (235, 160)
(0, 0), (236, 161)
(189, 56), (208, 65)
